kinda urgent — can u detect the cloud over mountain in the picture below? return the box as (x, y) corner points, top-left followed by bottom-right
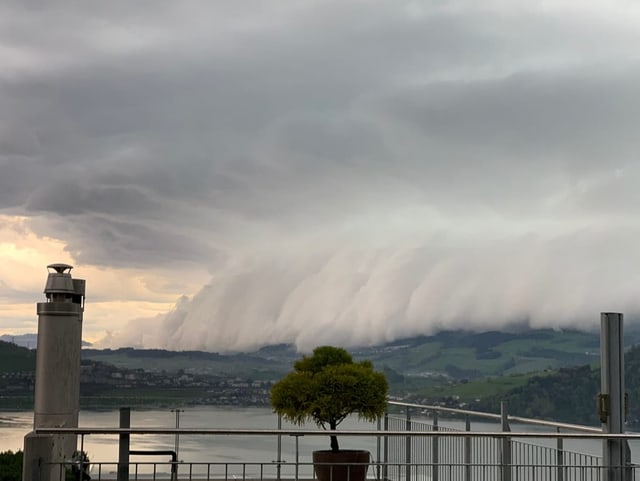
(2, 1), (640, 347)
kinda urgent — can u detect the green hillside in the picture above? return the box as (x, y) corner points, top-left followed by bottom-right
(463, 343), (640, 427)
(357, 328), (603, 380)
(0, 328), (615, 382)
(81, 347), (291, 380)
(3, 327), (640, 427)
(0, 341), (35, 372)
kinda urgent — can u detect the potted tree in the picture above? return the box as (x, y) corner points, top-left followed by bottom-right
(271, 346), (388, 481)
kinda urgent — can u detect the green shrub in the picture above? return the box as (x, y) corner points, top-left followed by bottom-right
(0, 450), (23, 481)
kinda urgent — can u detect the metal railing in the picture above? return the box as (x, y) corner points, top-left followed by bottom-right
(384, 400), (608, 481)
(52, 458), (635, 481)
(27, 401), (638, 481)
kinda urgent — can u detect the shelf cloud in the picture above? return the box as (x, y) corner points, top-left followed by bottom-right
(2, 1), (640, 349)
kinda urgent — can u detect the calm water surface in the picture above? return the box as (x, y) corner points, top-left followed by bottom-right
(0, 407), (379, 462)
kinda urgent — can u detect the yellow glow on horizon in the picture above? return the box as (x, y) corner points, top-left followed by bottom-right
(0, 214), (207, 342)
(0, 215), (73, 292)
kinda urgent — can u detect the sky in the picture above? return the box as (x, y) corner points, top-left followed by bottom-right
(2, 0), (640, 352)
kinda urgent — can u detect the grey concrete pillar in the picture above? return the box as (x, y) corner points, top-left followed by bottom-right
(23, 433), (58, 481)
(24, 264), (86, 481)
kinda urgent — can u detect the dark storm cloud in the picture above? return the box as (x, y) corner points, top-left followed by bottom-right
(3, 1), (640, 347)
(367, 67), (640, 218)
(28, 215), (218, 269)
(384, 69), (640, 163)
(27, 183), (159, 216)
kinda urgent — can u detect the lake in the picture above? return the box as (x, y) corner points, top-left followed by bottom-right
(8, 406), (640, 481)
(1, 407), (381, 463)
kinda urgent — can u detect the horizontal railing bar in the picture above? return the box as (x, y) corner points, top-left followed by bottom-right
(388, 400), (502, 421)
(388, 400), (601, 433)
(506, 414), (601, 433)
(32, 427), (631, 439)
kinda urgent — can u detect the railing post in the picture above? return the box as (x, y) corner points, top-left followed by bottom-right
(376, 416), (382, 481)
(432, 412), (439, 481)
(556, 427), (564, 481)
(600, 313), (630, 481)
(171, 408), (183, 481)
(464, 415), (471, 481)
(294, 434), (300, 481)
(500, 402), (511, 481)
(277, 414), (282, 481)
(383, 412), (389, 481)
(171, 409), (183, 462)
(405, 408), (411, 481)
(117, 407), (130, 481)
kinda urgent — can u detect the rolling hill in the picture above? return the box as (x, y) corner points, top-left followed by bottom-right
(3, 327), (640, 426)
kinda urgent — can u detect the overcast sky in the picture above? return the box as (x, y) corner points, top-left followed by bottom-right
(2, 1), (640, 352)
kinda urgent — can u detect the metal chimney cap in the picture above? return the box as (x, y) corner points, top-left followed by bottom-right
(44, 264), (75, 294)
(47, 264), (73, 274)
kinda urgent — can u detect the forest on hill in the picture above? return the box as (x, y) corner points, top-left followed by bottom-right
(467, 343), (640, 427)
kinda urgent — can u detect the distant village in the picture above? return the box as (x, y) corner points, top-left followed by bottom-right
(0, 358), (470, 413)
(0, 359), (274, 409)
(0, 337), (476, 412)
(85, 360), (274, 407)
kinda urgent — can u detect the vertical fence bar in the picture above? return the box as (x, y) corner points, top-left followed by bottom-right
(432, 412), (439, 481)
(277, 415), (282, 481)
(556, 427), (564, 481)
(117, 407), (130, 481)
(500, 402), (511, 481)
(383, 413), (389, 481)
(376, 416), (382, 481)
(464, 415), (471, 481)
(294, 434), (300, 481)
(405, 408), (411, 481)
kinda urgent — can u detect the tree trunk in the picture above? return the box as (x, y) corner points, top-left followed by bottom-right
(330, 420), (339, 452)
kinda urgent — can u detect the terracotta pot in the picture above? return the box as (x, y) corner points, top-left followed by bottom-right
(312, 450), (370, 481)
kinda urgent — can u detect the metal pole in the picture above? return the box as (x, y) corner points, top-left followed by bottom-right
(376, 416), (381, 481)
(405, 408), (411, 481)
(117, 407), (130, 481)
(432, 412), (439, 481)
(170, 409), (183, 461)
(277, 415), (282, 481)
(600, 313), (628, 481)
(556, 427), (564, 481)
(295, 434), (300, 481)
(383, 413), (389, 481)
(464, 415), (471, 481)
(500, 402), (511, 481)
(170, 408), (183, 480)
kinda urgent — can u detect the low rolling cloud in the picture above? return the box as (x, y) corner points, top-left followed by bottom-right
(2, 1), (640, 351)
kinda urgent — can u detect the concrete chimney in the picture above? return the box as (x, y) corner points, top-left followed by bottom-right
(33, 264), (86, 463)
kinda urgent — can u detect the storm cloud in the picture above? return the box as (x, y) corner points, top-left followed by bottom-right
(2, 1), (640, 349)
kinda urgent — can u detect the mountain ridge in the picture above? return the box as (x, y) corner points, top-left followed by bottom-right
(0, 327), (620, 380)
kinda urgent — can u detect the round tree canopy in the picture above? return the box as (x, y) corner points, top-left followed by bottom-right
(271, 346), (388, 432)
